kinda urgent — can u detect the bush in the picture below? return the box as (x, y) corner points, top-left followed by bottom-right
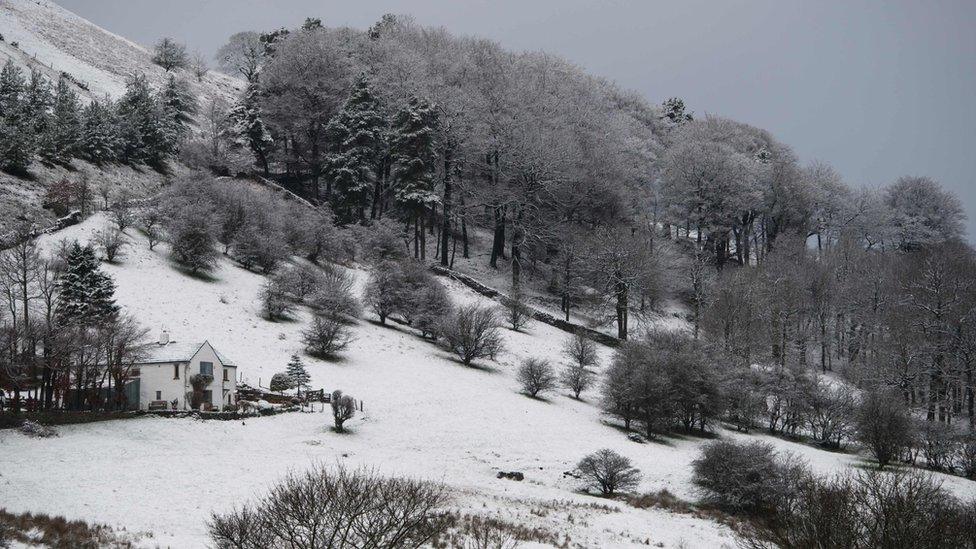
(165, 203), (219, 273)
(18, 420), (59, 438)
(260, 279), (293, 321)
(692, 440), (808, 515)
(559, 362), (595, 399)
(919, 420), (957, 472)
(740, 470), (976, 549)
(855, 387), (914, 469)
(303, 314), (354, 358)
(517, 358), (556, 398)
(269, 373), (293, 393)
(363, 260), (406, 324)
(331, 390), (356, 432)
(439, 303), (504, 366)
(208, 466), (447, 548)
(575, 449), (641, 496)
(307, 264), (361, 320)
(94, 228), (126, 263)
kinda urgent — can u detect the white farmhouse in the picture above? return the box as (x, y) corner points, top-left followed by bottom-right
(130, 332), (238, 411)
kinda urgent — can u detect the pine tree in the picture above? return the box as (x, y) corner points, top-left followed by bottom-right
(116, 73), (169, 165)
(286, 354), (310, 396)
(0, 60), (36, 172)
(324, 74), (386, 222)
(390, 96), (438, 257)
(40, 76), (82, 162)
(81, 98), (119, 164)
(228, 81), (273, 174)
(152, 37), (189, 72)
(55, 241), (119, 325)
(159, 75), (197, 148)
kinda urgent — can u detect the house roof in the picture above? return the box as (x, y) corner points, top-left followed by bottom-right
(139, 340), (236, 367)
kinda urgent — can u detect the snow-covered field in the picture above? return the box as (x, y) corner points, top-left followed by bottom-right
(2, 214), (975, 548)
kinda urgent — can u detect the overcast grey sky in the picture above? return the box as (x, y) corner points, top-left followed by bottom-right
(55, 0), (976, 241)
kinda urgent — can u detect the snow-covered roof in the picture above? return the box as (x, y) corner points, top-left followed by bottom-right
(138, 340), (236, 367)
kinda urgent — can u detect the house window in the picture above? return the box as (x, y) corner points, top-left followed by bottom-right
(223, 368), (229, 381)
(202, 390), (213, 404)
(173, 364), (180, 379)
(130, 368), (140, 377)
(155, 390), (162, 400)
(200, 362), (214, 377)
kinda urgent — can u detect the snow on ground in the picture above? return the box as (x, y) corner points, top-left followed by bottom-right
(2, 213), (974, 547)
(0, 0), (241, 104)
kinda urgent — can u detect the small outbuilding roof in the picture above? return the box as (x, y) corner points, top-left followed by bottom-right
(139, 340), (236, 366)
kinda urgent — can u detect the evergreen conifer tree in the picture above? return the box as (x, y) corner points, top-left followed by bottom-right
(285, 354), (310, 396)
(0, 60), (36, 172)
(390, 96), (438, 257)
(116, 74), (169, 165)
(40, 76), (82, 162)
(228, 81), (273, 175)
(81, 98), (119, 164)
(324, 74), (386, 222)
(55, 241), (119, 325)
(160, 75), (197, 148)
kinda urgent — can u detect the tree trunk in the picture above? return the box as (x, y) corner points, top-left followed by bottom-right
(440, 152), (452, 267)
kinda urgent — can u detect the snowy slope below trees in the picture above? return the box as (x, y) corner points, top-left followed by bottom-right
(3, 214), (976, 548)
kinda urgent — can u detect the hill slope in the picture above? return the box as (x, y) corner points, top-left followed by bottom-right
(4, 214), (976, 547)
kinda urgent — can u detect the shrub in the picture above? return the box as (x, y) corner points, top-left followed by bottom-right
(208, 466), (447, 548)
(303, 315), (354, 358)
(406, 279), (452, 340)
(269, 373), (293, 393)
(517, 358), (556, 398)
(439, 303), (504, 366)
(234, 223), (286, 273)
(94, 228), (126, 263)
(166, 203), (218, 273)
(802, 379), (855, 449)
(692, 440), (808, 515)
(363, 260), (405, 324)
(18, 420), (59, 438)
(575, 449), (642, 496)
(307, 264), (360, 319)
(740, 470), (976, 549)
(560, 362), (595, 399)
(260, 279), (293, 321)
(331, 390), (356, 432)
(919, 420), (957, 472)
(855, 387), (914, 469)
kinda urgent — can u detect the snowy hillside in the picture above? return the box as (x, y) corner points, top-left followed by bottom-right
(2, 214), (975, 548)
(0, 0), (241, 103)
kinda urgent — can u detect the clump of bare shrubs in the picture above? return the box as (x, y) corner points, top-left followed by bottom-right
(208, 466), (448, 549)
(692, 440), (807, 515)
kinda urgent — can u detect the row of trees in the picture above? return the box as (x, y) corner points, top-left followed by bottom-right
(0, 59), (197, 173)
(0, 221), (146, 412)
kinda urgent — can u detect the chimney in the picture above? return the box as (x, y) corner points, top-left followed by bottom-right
(159, 330), (170, 345)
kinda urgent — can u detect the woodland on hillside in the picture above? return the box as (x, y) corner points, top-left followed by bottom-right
(2, 12), (976, 505)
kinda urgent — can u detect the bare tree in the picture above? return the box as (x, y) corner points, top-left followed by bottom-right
(214, 31), (263, 82)
(331, 390), (356, 432)
(439, 304), (504, 366)
(575, 449), (641, 496)
(303, 314), (354, 358)
(505, 286), (532, 331)
(517, 358), (556, 398)
(190, 51), (209, 81)
(140, 206), (163, 251)
(95, 228), (127, 263)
